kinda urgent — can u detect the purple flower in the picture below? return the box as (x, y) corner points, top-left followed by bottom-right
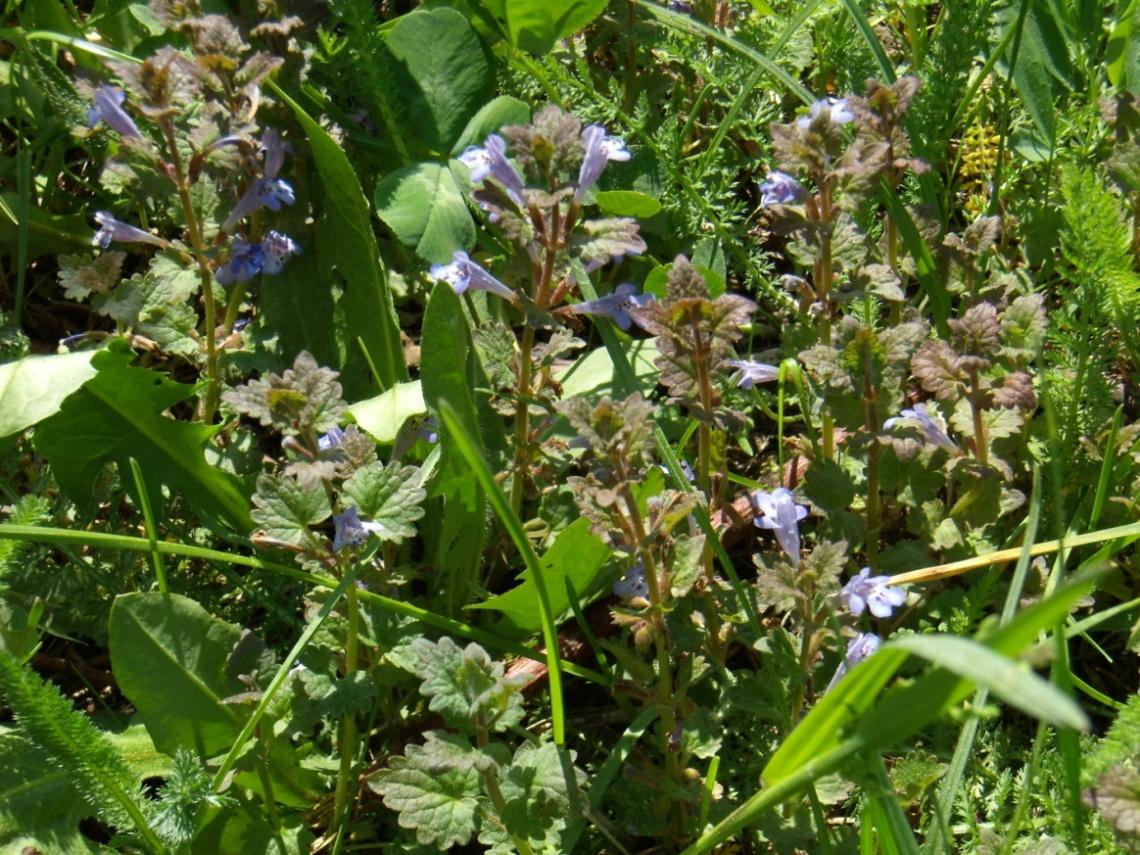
(215, 238), (267, 285)
(568, 283), (654, 331)
(840, 567), (907, 618)
(222, 178), (296, 232)
(318, 427), (345, 453)
(883, 403), (958, 452)
(87, 86), (142, 139)
(827, 632), (881, 691)
(613, 562), (649, 600)
(429, 251), (516, 302)
(576, 124), (631, 202)
(459, 134), (525, 205)
(260, 128), (289, 180)
(92, 212), (169, 250)
(332, 506), (389, 552)
(797, 97), (855, 130)
(261, 230), (301, 275)
(750, 487), (809, 564)
(759, 170), (805, 207)
(726, 359), (780, 389)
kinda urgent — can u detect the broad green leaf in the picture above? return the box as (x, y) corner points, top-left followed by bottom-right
(0, 349), (97, 439)
(1004, 0), (1072, 146)
(374, 162), (475, 263)
(492, 741), (587, 852)
(419, 282), (493, 615)
(253, 246), (341, 378)
(192, 813), (313, 855)
(1107, 0), (1140, 91)
(474, 0), (607, 54)
(557, 338), (660, 401)
(0, 728), (101, 854)
(367, 746), (482, 849)
(341, 461), (427, 543)
(276, 86), (406, 395)
(349, 379), (427, 444)
(382, 7), (494, 153)
(250, 473), (332, 547)
(33, 343), (251, 532)
(109, 592), (246, 758)
(595, 190), (662, 218)
(451, 95), (531, 154)
(0, 192), (89, 257)
(882, 634), (1089, 730)
(408, 636), (526, 730)
(468, 518), (611, 637)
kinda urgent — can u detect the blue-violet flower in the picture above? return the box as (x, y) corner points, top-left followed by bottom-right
(839, 567), (907, 618)
(87, 86), (142, 139)
(318, 426), (345, 453)
(883, 403), (958, 452)
(429, 251), (517, 302)
(751, 487), (809, 564)
(576, 124), (631, 202)
(797, 97), (856, 130)
(760, 170), (805, 207)
(726, 359), (781, 389)
(215, 238), (268, 285)
(613, 562), (649, 600)
(92, 212), (169, 250)
(332, 506), (388, 552)
(568, 283), (654, 331)
(827, 632), (881, 691)
(261, 230), (301, 275)
(459, 134), (525, 205)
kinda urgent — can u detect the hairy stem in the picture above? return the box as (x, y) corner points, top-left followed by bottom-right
(968, 368), (989, 466)
(862, 336), (881, 569)
(816, 181), (836, 461)
(476, 725), (535, 855)
(334, 583), (360, 829)
(161, 121), (221, 423)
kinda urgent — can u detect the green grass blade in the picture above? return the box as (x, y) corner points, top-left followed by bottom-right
(838, 0), (896, 82)
(127, 457), (167, 595)
(437, 402), (567, 745)
(0, 524), (606, 686)
(210, 563), (359, 790)
(633, 0), (815, 105)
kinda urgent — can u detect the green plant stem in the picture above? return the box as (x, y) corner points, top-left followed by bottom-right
(476, 727), (535, 855)
(222, 277), (250, 336)
(967, 368), (989, 465)
(161, 120), (221, 423)
(863, 341), (882, 569)
(510, 323), (536, 515)
(787, 618), (816, 726)
(816, 183), (836, 461)
(334, 582), (361, 829)
(621, 0), (639, 113)
(618, 479), (681, 791)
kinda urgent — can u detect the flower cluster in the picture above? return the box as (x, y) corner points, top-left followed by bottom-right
(216, 231), (301, 285)
(838, 567), (906, 618)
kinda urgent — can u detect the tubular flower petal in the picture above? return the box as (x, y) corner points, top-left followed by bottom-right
(567, 283), (654, 331)
(222, 178), (296, 232)
(827, 632), (881, 691)
(726, 359), (781, 389)
(797, 97), (856, 130)
(261, 128), (289, 179)
(613, 562), (649, 600)
(92, 212), (169, 250)
(87, 86), (142, 139)
(883, 403), (958, 452)
(261, 231), (301, 275)
(459, 134), (525, 204)
(429, 251), (516, 302)
(750, 487), (809, 564)
(332, 506), (389, 552)
(576, 124), (631, 202)
(839, 567), (907, 618)
(759, 170), (805, 207)
(215, 238), (267, 285)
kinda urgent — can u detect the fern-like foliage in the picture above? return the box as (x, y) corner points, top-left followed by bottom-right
(0, 650), (162, 850)
(1083, 690), (1140, 787)
(1060, 166), (1140, 333)
(0, 493), (50, 584)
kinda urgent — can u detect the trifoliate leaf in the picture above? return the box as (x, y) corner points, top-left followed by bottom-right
(223, 351), (347, 436)
(341, 461), (426, 544)
(250, 473), (331, 547)
(408, 637), (526, 731)
(367, 745), (481, 849)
